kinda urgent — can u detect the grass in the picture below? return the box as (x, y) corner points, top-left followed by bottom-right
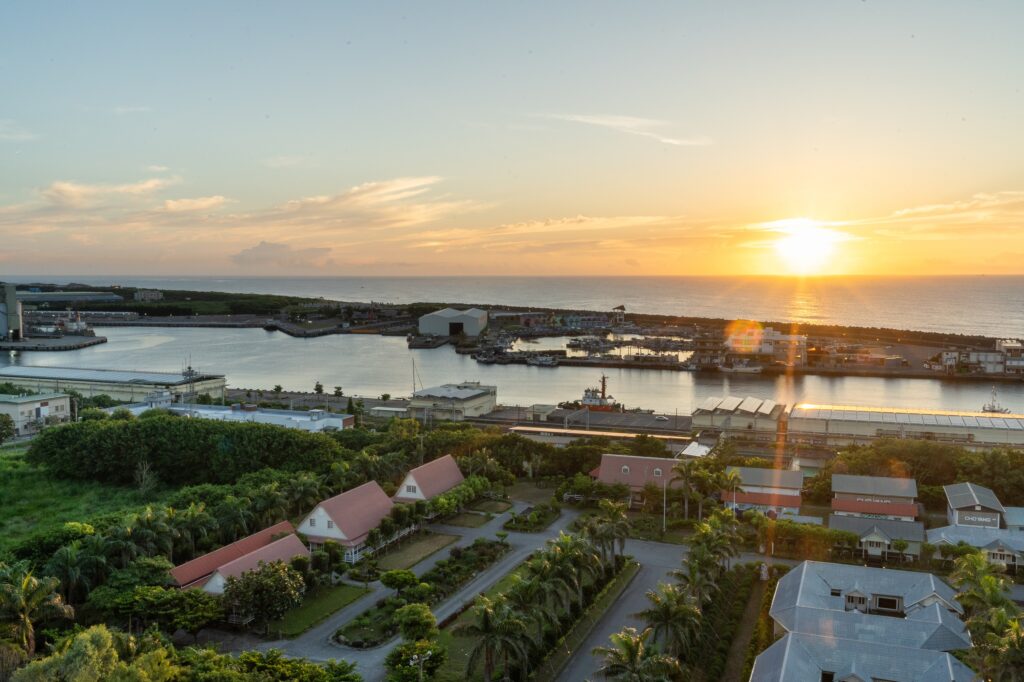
(0, 445), (167, 557)
(471, 499), (512, 514)
(505, 481), (553, 505)
(443, 512), (490, 528)
(270, 583), (369, 638)
(376, 532), (459, 571)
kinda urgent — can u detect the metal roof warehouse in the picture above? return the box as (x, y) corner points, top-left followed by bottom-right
(0, 365), (227, 402)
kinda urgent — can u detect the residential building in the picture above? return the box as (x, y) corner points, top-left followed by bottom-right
(722, 466), (802, 516)
(998, 339), (1024, 375)
(393, 454), (464, 503)
(926, 481), (1024, 571)
(201, 534), (309, 595)
(944, 482), (1006, 528)
(0, 392), (71, 435)
(0, 365), (226, 402)
(418, 307), (488, 336)
(112, 393), (354, 431)
(133, 289), (164, 302)
(592, 453), (680, 508)
(750, 560), (974, 682)
(170, 521), (297, 591)
(409, 382), (497, 421)
(827, 514), (925, 560)
(299, 481), (394, 563)
(831, 474), (919, 521)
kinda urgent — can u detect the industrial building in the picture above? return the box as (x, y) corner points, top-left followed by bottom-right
(418, 307), (488, 337)
(750, 561), (974, 682)
(0, 365), (226, 402)
(725, 324), (807, 364)
(111, 392), (354, 431)
(408, 382), (497, 421)
(0, 392), (72, 435)
(693, 395), (1024, 452)
(0, 285), (23, 341)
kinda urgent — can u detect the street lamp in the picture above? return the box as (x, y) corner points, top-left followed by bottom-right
(409, 650), (432, 682)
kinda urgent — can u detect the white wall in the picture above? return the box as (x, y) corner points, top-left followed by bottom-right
(300, 506), (347, 541)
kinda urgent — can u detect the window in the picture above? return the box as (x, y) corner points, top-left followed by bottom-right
(653, 468), (662, 477)
(621, 466), (630, 474)
(406, 485), (417, 493)
(327, 520), (334, 529)
(875, 596), (900, 611)
(309, 518), (316, 527)
(830, 589), (841, 597)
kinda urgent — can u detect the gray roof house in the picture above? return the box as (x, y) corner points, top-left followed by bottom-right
(944, 482), (1004, 514)
(828, 514), (925, 558)
(832, 474), (918, 498)
(750, 561), (975, 682)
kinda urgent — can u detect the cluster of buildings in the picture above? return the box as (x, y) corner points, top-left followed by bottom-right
(693, 395), (1024, 454)
(416, 305), (626, 338)
(0, 365), (227, 403)
(925, 339), (1024, 376)
(928, 482), (1024, 570)
(751, 561), (976, 681)
(170, 455), (466, 593)
(825, 474), (925, 562)
(725, 324), (808, 365)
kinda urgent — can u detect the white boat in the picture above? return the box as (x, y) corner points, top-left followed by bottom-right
(526, 355), (559, 367)
(718, 361), (763, 374)
(982, 387), (1011, 414)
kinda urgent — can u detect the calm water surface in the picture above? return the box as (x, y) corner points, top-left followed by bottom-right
(4, 327), (1022, 414)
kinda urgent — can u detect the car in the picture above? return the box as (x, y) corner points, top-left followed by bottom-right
(654, 415), (670, 421)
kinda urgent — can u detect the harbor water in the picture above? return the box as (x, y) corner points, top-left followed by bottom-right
(3, 327), (1023, 415)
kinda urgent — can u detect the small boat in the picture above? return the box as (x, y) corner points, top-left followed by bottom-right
(982, 387), (1011, 414)
(526, 355), (559, 367)
(719, 360), (763, 374)
(580, 374), (622, 411)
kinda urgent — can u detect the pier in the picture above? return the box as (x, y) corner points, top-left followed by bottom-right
(0, 335), (108, 352)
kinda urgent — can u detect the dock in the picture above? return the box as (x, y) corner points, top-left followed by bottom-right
(0, 335), (108, 352)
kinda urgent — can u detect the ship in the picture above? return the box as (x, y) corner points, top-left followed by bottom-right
(718, 360), (763, 374)
(579, 374), (622, 411)
(526, 354), (559, 367)
(982, 387), (1011, 414)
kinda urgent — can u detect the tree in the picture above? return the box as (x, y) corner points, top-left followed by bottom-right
(45, 541), (105, 604)
(11, 625), (179, 682)
(223, 560), (305, 634)
(634, 583), (702, 658)
(380, 569), (418, 597)
(273, 384), (283, 395)
(333, 386), (344, 397)
(394, 603), (438, 641)
(385, 639), (447, 682)
(454, 596), (529, 682)
(314, 381), (324, 395)
(596, 499), (630, 563)
(504, 574), (560, 647)
(592, 626), (683, 681)
(0, 563), (74, 656)
(670, 459), (698, 520)
(890, 539), (909, 562)
(0, 414), (15, 444)
(982, 614), (1024, 682)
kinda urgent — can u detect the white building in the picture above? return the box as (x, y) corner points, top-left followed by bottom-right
(392, 454), (464, 503)
(998, 339), (1024, 375)
(409, 382), (497, 421)
(300, 481), (395, 563)
(111, 393), (354, 431)
(0, 366), (226, 402)
(725, 325), (807, 364)
(0, 392), (72, 435)
(1, 284), (23, 341)
(418, 308), (488, 337)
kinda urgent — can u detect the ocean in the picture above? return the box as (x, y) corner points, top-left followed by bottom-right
(4, 275), (1022, 338)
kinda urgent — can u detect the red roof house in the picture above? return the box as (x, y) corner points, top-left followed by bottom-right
(393, 454), (465, 503)
(170, 520), (295, 590)
(298, 480), (394, 562)
(201, 533), (309, 595)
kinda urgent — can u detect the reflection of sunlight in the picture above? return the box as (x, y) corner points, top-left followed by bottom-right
(95, 334), (175, 352)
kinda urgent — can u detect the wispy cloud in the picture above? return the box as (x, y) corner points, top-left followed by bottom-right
(539, 113), (712, 146)
(40, 176), (181, 206)
(0, 120), (38, 142)
(231, 241), (334, 269)
(112, 105), (152, 115)
(163, 195), (229, 212)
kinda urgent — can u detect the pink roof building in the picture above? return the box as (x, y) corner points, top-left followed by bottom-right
(298, 480), (394, 562)
(170, 520), (295, 590)
(201, 533), (309, 595)
(393, 454), (465, 503)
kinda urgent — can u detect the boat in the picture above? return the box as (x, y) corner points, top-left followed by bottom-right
(718, 360), (763, 374)
(526, 354), (559, 367)
(579, 374), (623, 411)
(982, 387), (1011, 414)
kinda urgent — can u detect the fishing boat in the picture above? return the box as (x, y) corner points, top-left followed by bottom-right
(982, 387), (1011, 414)
(526, 355), (559, 367)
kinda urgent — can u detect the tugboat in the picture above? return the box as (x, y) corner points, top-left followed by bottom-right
(580, 374), (622, 411)
(982, 387), (1011, 414)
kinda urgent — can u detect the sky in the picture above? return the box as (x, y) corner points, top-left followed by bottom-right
(1, 1), (1023, 277)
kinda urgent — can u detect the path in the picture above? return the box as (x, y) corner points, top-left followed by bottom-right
(241, 501), (579, 681)
(719, 580), (766, 682)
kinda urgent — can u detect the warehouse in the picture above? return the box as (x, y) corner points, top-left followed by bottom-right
(0, 392), (72, 435)
(408, 382), (497, 421)
(0, 365), (226, 402)
(418, 307), (488, 337)
(690, 395), (786, 444)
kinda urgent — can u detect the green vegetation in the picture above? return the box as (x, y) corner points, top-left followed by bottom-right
(0, 445), (166, 558)
(443, 513), (490, 528)
(270, 583), (369, 638)
(470, 499), (511, 514)
(377, 533), (459, 571)
(502, 501), (560, 532)
(742, 566), (790, 680)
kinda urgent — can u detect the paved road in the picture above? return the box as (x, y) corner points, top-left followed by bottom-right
(251, 503), (581, 681)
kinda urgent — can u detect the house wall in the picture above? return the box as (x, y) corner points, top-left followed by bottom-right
(300, 506), (347, 542)
(953, 508), (1001, 528)
(203, 572), (227, 595)
(0, 395), (71, 435)
(395, 473), (426, 501)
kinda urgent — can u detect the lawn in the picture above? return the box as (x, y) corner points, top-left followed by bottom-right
(0, 445), (166, 557)
(270, 583), (369, 638)
(377, 532), (459, 571)
(470, 499), (512, 514)
(443, 512), (490, 528)
(505, 481), (554, 505)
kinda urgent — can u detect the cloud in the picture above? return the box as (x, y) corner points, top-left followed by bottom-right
(163, 196), (229, 212)
(262, 155), (309, 168)
(231, 241), (334, 269)
(0, 120), (37, 142)
(40, 177), (181, 206)
(540, 113), (712, 146)
(112, 105), (152, 115)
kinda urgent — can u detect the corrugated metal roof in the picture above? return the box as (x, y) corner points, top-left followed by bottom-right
(695, 396), (723, 413)
(413, 384), (491, 400)
(729, 466), (803, 490)
(832, 473), (918, 498)
(0, 392), (69, 404)
(0, 365), (223, 384)
(927, 525), (1024, 552)
(737, 396), (763, 413)
(828, 514), (925, 542)
(792, 402), (1024, 424)
(943, 482), (1004, 513)
(717, 395), (743, 412)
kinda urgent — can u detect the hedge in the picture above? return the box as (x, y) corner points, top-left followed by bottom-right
(741, 565), (791, 680)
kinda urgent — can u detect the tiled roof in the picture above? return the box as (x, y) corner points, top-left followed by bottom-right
(832, 474), (918, 498)
(393, 454), (464, 501)
(316, 481), (393, 545)
(212, 534), (309, 581)
(170, 520), (294, 588)
(595, 453), (679, 491)
(831, 498), (919, 518)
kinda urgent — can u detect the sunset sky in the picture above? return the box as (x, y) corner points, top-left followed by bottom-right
(2, 2), (1023, 277)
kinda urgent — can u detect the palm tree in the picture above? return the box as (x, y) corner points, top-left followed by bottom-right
(633, 583), (702, 658)
(0, 564), (74, 656)
(596, 499), (630, 563)
(454, 596), (529, 681)
(546, 533), (600, 609)
(670, 459), (698, 520)
(45, 542), (104, 604)
(129, 506), (176, 560)
(983, 614), (1024, 682)
(505, 574), (560, 647)
(672, 548), (719, 607)
(284, 473), (325, 517)
(719, 468), (743, 512)
(214, 495), (254, 543)
(170, 502), (217, 561)
(592, 626), (683, 681)
(104, 524), (139, 569)
(251, 483), (288, 527)
(523, 555), (574, 619)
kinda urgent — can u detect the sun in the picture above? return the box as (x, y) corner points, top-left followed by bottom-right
(768, 218), (847, 275)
